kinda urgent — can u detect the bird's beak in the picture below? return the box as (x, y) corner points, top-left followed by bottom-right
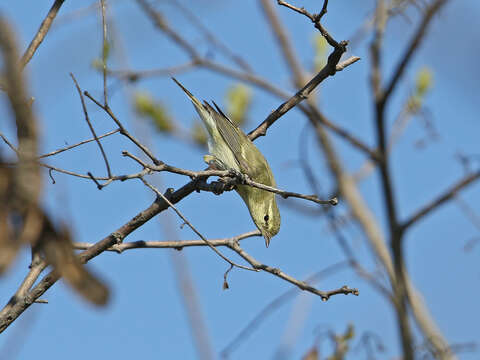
(264, 234), (271, 248)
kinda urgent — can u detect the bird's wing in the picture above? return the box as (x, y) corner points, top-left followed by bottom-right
(203, 101), (255, 175)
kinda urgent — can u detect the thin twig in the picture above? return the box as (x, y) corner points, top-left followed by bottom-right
(38, 129), (119, 159)
(380, 0), (448, 105)
(100, 0), (109, 106)
(242, 175), (338, 206)
(84, 91), (161, 165)
(109, 60), (199, 82)
(246, 46), (353, 141)
(70, 73), (112, 178)
(277, 0), (338, 47)
(261, 0), (306, 86)
(170, 0), (252, 72)
(401, 171), (480, 231)
(0, 132), (19, 155)
(140, 178), (258, 272)
(136, 0), (199, 59)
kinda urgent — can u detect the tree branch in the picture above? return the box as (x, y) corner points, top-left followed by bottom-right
(401, 171), (480, 231)
(73, 230), (261, 252)
(380, 0), (448, 106)
(20, 0), (66, 68)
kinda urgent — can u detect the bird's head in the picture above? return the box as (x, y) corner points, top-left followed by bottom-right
(250, 194), (281, 247)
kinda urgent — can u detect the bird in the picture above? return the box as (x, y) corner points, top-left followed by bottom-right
(172, 77), (280, 247)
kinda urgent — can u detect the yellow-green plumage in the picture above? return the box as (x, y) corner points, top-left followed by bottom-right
(172, 78), (280, 247)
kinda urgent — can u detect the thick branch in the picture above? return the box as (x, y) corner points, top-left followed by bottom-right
(20, 0), (66, 68)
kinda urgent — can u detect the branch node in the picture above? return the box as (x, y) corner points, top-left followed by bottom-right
(87, 172), (104, 190)
(111, 232), (123, 244)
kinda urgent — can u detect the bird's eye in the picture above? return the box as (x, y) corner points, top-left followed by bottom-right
(264, 214), (269, 222)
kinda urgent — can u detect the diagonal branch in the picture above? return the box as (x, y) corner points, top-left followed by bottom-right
(37, 129), (119, 159)
(380, 0), (448, 106)
(20, 0), (66, 68)
(247, 44), (352, 140)
(401, 171), (480, 231)
(70, 74), (112, 179)
(229, 240), (358, 301)
(260, 0), (306, 86)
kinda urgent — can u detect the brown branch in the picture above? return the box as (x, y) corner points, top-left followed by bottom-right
(0, 255), (47, 315)
(38, 129), (119, 159)
(170, 0), (252, 72)
(84, 91), (162, 165)
(73, 231), (261, 252)
(277, 0), (339, 47)
(100, 0), (109, 106)
(242, 175), (337, 206)
(369, 0), (387, 101)
(401, 171), (480, 231)
(109, 60), (199, 82)
(135, 0), (199, 59)
(70, 74), (112, 179)
(246, 43), (350, 141)
(20, 0), (66, 68)
(307, 102), (379, 161)
(371, 1), (410, 356)
(229, 240), (358, 301)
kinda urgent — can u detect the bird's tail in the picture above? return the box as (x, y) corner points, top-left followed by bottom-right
(171, 77), (203, 110)
(172, 77), (215, 133)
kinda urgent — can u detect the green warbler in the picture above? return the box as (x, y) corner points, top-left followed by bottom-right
(173, 78), (280, 247)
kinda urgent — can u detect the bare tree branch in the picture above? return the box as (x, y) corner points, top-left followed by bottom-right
(401, 171), (480, 230)
(20, 0), (66, 68)
(37, 129), (119, 159)
(70, 73), (112, 179)
(100, 0), (109, 106)
(229, 240), (358, 301)
(380, 0), (448, 106)
(73, 230), (261, 252)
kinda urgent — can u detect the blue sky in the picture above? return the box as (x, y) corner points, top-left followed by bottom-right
(1, 1), (479, 359)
